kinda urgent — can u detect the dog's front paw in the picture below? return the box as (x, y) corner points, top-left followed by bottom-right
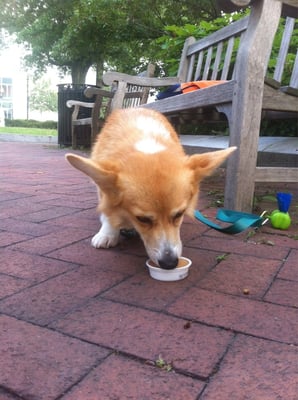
(91, 231), (120, 248)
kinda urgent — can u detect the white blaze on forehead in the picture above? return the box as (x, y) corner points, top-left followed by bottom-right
(135, 138), (166, 154)
(134, 115), (171, 139)
(134, 114), (170, 153)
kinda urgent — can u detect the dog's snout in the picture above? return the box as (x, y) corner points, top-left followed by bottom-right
(158, 249), (178, 270)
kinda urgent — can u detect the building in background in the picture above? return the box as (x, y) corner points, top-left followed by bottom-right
(0, 40), (96, 122)
(0, 41), (28, 121)
(0, 76), (13, 120)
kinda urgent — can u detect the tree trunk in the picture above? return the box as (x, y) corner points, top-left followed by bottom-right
(71, 62), (90, 84)
(95, 57), (105, 87)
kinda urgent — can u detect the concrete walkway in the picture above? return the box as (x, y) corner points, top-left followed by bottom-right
(180, 135), (298, 154)
(0, 142), (297, 399)
(0, 133), (58, 144)
(1, 132), (297, 154)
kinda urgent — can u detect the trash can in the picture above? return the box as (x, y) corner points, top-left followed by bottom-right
(57, 84), (97, 147)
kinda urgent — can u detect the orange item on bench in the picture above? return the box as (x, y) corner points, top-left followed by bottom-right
(181, 80), (226, 93)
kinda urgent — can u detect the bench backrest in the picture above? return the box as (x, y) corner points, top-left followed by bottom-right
(178, 17), (249, 82)
(121, 63), (156, 108)
(272, 17), (297, 88)
(178, 14), (297, 89)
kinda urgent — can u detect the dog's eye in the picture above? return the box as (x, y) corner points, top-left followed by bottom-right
(136, 216), (153, 225)
(173, 211), (184, 221)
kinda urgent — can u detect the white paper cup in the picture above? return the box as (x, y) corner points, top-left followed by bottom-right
(146, 257), (192, 281)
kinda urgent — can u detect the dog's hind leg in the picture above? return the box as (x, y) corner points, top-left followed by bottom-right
(91, 214), (120, 248)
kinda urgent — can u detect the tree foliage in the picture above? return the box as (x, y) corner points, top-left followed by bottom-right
(0, 0), (220, 83)
(156, 11), (297, 82)
(153, 10), (248, 76)
(29, 78), (57, 113)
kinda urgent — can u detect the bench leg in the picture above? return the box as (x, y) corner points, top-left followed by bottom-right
(220, 0), (282, 213)
(91, 123), (100, 146)
(71, 124), (77, 150)
(226, 116), (258, 213)
(217, 104), (258, 213)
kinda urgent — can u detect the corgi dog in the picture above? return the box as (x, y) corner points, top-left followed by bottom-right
(66, 108), (236, 269)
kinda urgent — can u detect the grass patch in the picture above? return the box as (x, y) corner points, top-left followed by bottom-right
(0, 127), (57, 136)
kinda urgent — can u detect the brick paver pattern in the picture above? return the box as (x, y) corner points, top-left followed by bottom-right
(0, 142), (297, 400)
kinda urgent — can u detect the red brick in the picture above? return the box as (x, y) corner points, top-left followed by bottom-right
(17, 205), (82, 223)
(0, 266), (127, 325)
(9, 227), (92, 255)
(167, 288), (298, 344)
(0, 198), (49, 219)
(181, 216), (209, 243)
(188, 234), (289, 260)
(62, 354), (204, 400)
(0, 274), (31, 299)
(51, 298), (233, 378)
(262, 215), (298, 238)
(26, 192), (66, 203)
(103, 248), (218, 310)
(46, 212), (99, 231)
(0, 249), (75, 283)
(0, 191), (29, 201)
(197, 253), (281, 299)
(278, 248), (298, 281)
(52, 184), (95, 196)
(48, 241), (146, 275)
(265, 279), (298, 307)
(0, 315), (109, 400)
(0, 231), (32, 247)
(0, 217), (60, 236)
(39, 194), (96, 209)
(0, 141), (297, 400)
(201, 335), (298, 400)
(249, 230), (298, 249)
(59, 207), (100, 221)
(48, 218), (209, 263)
(206, 224), (298, 248)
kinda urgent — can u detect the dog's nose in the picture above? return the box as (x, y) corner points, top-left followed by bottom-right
(158, 251), (178, 270)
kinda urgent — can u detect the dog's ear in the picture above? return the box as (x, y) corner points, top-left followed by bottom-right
(187, 147), (236, 181)
(65, 154), (119, 192)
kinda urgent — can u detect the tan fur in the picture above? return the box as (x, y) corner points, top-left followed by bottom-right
(66, 108), (236, 269)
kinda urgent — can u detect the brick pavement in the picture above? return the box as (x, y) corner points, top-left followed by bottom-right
(0, 142), (297, 400)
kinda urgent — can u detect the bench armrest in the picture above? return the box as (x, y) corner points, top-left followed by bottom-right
(66, 100), (94, 109)
(84, 87), (114, 99)
(66, 89), (114, 126)
(66, 100), (95, 122)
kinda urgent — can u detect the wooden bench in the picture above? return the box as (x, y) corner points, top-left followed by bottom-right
(66, 64), (155, 149)
(66, 88), (113, 149)
(103, 0), (297, 212)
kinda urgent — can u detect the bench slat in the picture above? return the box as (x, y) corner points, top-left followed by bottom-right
(202, 47), (214, 79)
(187, 54), (196, 81)
(255, 167), (298, 182)
(221, 37), (235, 80)
(144, 81), (235, 114)
(274, 17), (295, 83)
(263, 84), (298, 111)
(212, 42), (224, 79)
(187, 17), (249, 56)
(290, 50), (298, 88)
(195, 52), (204, 81)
